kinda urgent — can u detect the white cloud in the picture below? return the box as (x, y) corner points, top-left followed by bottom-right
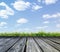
(43, 0), (58, 5)
(43, 21), (49, 24)
(36, 27), (43, 29)
(12, 0), (31, 11)
(0, 2), (14, 19)
(24, 28), (30, 31)
(36, 26), (48, 29)
(17, 18), (28, 24)
(43, 12), (60, 19)
(0, 26), (8, 29)
(56, 24), (60, 28)
(32, 4), (42, 11)
(0, 22), (7, 27)
(58, 20), (60, 22)
(0, 10), (8, 18)
(4, 26), (8, 28)
(37, 0), (41, 2)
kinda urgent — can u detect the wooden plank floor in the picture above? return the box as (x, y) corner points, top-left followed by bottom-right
(0, 37), (60, 52)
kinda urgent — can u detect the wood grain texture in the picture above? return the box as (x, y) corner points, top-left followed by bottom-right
(0, 37), (59, 52)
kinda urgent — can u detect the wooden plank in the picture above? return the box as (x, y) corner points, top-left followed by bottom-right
(42, 38), (60, 51)
(7, 38), (26, 52)
(0, 38), (20, 52)
(0, 38), (12, 50)
(0, 37), (60, 52)
(0, 38), (12, 45)
(35, 38), (59, 52)
(47, 38), (60, 44)
(26, 38), (42, 52)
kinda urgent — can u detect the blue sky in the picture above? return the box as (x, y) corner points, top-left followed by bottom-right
(0, 0), (60, 32)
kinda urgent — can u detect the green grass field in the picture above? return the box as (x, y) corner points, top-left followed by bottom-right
(0, 31), (60, 37)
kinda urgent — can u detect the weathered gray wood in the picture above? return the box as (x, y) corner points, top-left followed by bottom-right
(7, 38), (26, 52)
(0, 37), (60, 52)
(48, 38), (60, 44)
(0, 38), (12, 45)
(26, 38), (42, 52)
(42, 38), (60, 51)
(35, 38), (59, 52)
(0, 38), (20, 52)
